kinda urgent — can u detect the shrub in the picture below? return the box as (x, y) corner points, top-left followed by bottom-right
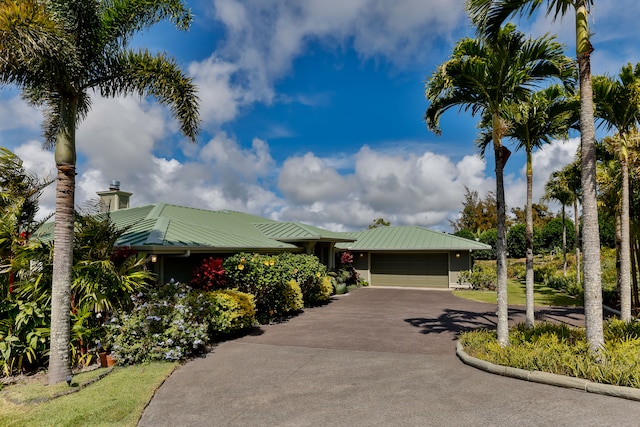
(336, 251), (359, 286)
(275, 253), (331, 305)
(104, 281), (209, 365)
(223, 253), (304, 322)
(206, 289), (256, 336)
(506, 223), (526, 259)
(191, 257), (226, 290)
(459, 263), (496, 290)
(460, 321), (640, 388)
(0, 299), (49, 376)
(507, 260), (526, 281)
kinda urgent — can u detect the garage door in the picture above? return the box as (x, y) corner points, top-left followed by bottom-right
(370, 253), (449, 288)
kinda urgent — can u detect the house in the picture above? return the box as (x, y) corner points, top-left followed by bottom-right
(335, 226), (490, 288)
(35, 184), (489, 288)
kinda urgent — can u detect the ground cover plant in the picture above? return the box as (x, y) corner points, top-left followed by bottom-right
(460, 320), (640, 388)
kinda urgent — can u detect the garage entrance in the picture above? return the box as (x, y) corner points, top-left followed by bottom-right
(370, 252), (449, 288)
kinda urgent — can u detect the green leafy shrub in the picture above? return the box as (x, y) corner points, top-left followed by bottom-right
(0, 299), (49, 376)
(105, 281), (209, 365)
(223, 253), (304, 322)
(507, 260), (526, 281)
(206, 289), (256, 336)
(458, 263), (496, 290)
(506, 223), (526, 259)
(460, 321), (640, 388)
(533, 263), (555, 284)
(277, 253), (332, 305)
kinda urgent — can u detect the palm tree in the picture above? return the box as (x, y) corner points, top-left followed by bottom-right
(592, 63), (640, 321)
(559, 160), (582, 285)
(479, 85), (576, 328)
(425, 24), (573, 346)
(544, 169), (574, 275)
(467, 0), (604, 358)
(0, 1), (200, 384)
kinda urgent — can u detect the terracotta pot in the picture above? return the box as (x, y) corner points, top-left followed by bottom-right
(99, 352), (116, 368)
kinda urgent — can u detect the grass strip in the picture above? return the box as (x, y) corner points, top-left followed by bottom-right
(0, 362), (177, 427)
(454, 279), (580, 307)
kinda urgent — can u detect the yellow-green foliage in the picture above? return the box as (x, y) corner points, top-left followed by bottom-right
(459, 321), (640, 388)
(207, 289), (256, 334)
(320, 276), (334, 300)
(284, 279), (304, 313)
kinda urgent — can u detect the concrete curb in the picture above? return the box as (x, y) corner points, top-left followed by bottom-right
(456, 341), (640, 402)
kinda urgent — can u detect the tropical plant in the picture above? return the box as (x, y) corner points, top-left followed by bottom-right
(467, 0), (604, 359)
(425, 23), (573, 346)
(0, 0), (200, 384)
(593, 63), (640, 321)
(544, 170), (575, 274)
(223, 253), (305, 322)
(0, 148), (52, 297)
(479, 84), (577, 327)
(190, 257), (227, 291)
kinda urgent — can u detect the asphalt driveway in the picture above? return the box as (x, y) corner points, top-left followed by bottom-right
(139, 288), (638, 427)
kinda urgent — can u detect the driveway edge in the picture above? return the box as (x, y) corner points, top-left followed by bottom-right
(456, 341), (640, 402)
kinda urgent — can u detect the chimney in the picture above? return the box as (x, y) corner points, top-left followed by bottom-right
(97, 180), (132, 212)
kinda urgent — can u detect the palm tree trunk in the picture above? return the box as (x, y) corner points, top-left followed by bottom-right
(574, 200), (581, 285)
(562, 205), (567, 276)
(525, 148), (535, 328)
(493, 115), (509, 346)
(48, 98), (77, 385)
(576, 1), (604, 353)
(619, 159), (631, 320)
(632, 239), (639, 312)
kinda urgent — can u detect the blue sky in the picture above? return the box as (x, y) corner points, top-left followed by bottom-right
(2, 0), (639, 231)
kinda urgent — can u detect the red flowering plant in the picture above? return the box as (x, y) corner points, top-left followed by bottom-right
(338, 251), (360, 286)
(190, 257), (227, 290)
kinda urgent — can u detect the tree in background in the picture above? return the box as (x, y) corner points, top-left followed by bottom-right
(544, 169), (576, 276)
(0, 1), (200, 384)
(592, 63), (640, 321)
(450, 187), (500, 235)
(368, 218), (391, 229)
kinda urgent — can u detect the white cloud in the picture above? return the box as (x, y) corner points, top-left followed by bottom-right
(190, 0), (469, 127)
(0, 97), (42, 132)
(274, 144), (496, 230)
(505, 138), (580, 214)
(14, 140), (56, 220)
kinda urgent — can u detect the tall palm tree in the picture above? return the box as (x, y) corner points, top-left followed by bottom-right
(479, 85), (576, 328)
(592, 63), (640, 321)
(425, 24), (573, 346)
(467, 0), (604, 357)
(0, 0), (200, 384)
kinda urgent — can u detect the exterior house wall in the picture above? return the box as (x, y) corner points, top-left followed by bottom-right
(449, 251), (472, 287)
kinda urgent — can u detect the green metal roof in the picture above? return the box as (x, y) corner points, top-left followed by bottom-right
(34, 203), (354, 251)
(254, 222), (354, 242)
(335, 226), (491, 251)
(109, 204), (295, 249)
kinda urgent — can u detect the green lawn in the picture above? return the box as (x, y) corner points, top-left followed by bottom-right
(0, 362), (177, 427)
(454, 279), (581, 307)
